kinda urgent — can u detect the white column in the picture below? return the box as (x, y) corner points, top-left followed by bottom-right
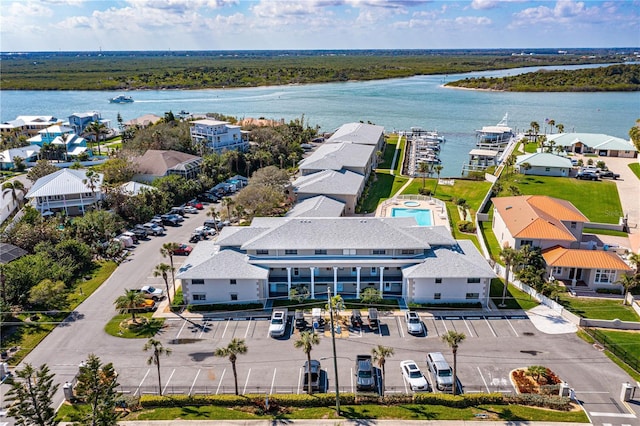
(356, 266), (361, 298)
(379, 266), (384, 294)
(333, 267), (338, 295)
(310, 267), (315, 299)
(287, 267), (292, 295)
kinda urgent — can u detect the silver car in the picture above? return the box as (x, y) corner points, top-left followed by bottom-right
(405, 311), (423, 335)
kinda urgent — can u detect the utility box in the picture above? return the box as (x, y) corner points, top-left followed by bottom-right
(63, 382), (74, 401)
(621, 382), (635, 402)
(559, 382), (571, 397)
(0, 362), (8, 379)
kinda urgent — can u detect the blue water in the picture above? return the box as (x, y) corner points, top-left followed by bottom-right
(391, 208), (433, 226)
(2, 63), (638, 177)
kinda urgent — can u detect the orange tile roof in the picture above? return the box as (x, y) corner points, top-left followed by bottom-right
(492, 195), (585, 242)
(542, 246), (632, 270)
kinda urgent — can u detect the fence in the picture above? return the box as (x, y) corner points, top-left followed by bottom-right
(583, 327), (640, 373)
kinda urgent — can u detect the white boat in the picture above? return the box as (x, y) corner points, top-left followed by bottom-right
(109, 95), (134, 104)
(476, 113), (514, 146)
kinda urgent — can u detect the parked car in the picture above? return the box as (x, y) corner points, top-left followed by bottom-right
(121, 231), (138, 244)
(193, 226), (216, 237)
(173, 244), (193, 256)
(576, 169), (599, 180)
(269, 308), (288, 338)
(141, 222), (164, 236)
(183, 206), (198, 214)
(189, 233), (202, 243)
(203, 219), (223, 229)
(186, 199), (204, 210)
(197, 192), (218, 203)
(350, 309), (363, 328)
(400, 360), (430, 392)
(426, 352), (453, 391)
(136, 299), (157, 312)
(355, 354), (375, 391)
(129, 227), (148, 239)
(170, 207), (185, 216)
(160, 215), (180, 227)
(368, 307), (379, 330)
(405, 311), (423, 335)
(294, 310), (306, 330)
(303, 360), (321, 392)
(165, 213), (184, 223)
(135, 285), (164, 301)
(150, 217), (165, 228)
(598, 170), (620, 180)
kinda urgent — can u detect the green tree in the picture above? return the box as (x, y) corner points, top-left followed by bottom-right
(520, 162), (532, 175)
(6, 363), (59, 426)
(360, 287), (382, 305)
(74, 354), (119, 426)
(161, 242), (180, 296)
(289, 286), (310, 303)
(499, 246), (519, 307)
(221, 196), (235, 221)
(114, 289), (145, 322)
(144, 338), (172, 396)
(418, 161), (430, 189)
(629, 119), (640, 151)
(529, 121), (540, 141)
(214, 338), (248, 395)
(526, 365), (547, 384)
(616, 274), (639, 305)
(441, 331), (465, 395)
(26, 159), (58, 183)
(294, 331), (321, 394)
(28, 279), (67, 310)
(371, 345), (394, 396)
(153, 263), (174, 305)
(82, 169), (102, 210)
(547, 119), (555, 134)
(206, 207), (221, 233)
(100, 158), (137, 184)
(556, 123), (565, 133)
(248, 165), (289, 188)
(87, 120), (108, 156)
(234, 184), (285, 219)
(432, 164), (443, 195)
(2, 179), (25, 209)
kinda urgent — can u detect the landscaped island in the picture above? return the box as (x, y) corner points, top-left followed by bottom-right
(0, 49), (625, 90)
(445, 64), (640, 92)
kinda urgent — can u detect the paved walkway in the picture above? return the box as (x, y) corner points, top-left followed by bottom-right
(526, 305), (578, 334)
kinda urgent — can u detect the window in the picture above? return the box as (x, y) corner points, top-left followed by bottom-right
(434, 293), (441, 300)
(401, 249), (414, 255)
(552, 266), (562, 275)
(192, 279), (204, 285)
(257, 249), (269, 255)
(435, 278), (442, 284)
(594, 269), (615, 284)
(285, 249), (297, 255)
(467, 278), (481, 283)
(372, 249), (385, 255)
(545, 167), (551, 172)
(293, 268), (299, 276)
(315, 249), (327, 255)
(193, 294), (206, 301)
(466, 293), (480, 300)
(570, 222), (577, 229)
(520, 240), (533, 247)
(230, 279), (237, 285)
(371, 267), (377, 274)
(230, 293), (238, 301)
(343, 249), (356, 255)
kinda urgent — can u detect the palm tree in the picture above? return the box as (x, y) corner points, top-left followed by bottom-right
(371, 345), (394, 396)
(530, 121), (540, 142)
(144, 338), (172, 396)
(547, 119), (555, 134)
(432, 164), (444, 195)
(499, 246), (519, 307)
(628, 253), (640, 275)
(616, 274), (639, 306)
(206, 207), (220, 233)
(87, 120), (107, 156)
(556, 123), (565, 133)
(520, 162), (532, 175)
(222, 196), (235, 221)
(153, 263), (173, 305)
(161, 242), (180, 296)
(214, 338), (248, 395)
(82, 169), (101, 210)
(294, 331), (320, 394)
(441, 331), (465, 395)
(418, 161), (430, 190)
(114, 289), (145, 323)
(2, 180), (25, 210)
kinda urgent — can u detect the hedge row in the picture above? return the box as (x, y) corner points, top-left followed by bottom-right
(505, 394), (572, 411)
(414, 392), (504, 407)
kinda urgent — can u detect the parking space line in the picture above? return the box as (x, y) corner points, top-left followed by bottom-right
(396, 316), (404, 338)
(477, 367), (490, 393)
(462, 318), (474, 337)
(297, 367), (303, 394)
(440, 318), (449, 333)
(221, 319), (231, 339)
(134, 368), (151, 396)
(270, 368), (277, 395)
(505, 318), (518, 337)
(162, 368), (176, 395)
(175, 319), (188, 339)
(244, 318), (252, 339)
(215, 369), (226, 395)
(242, 368), (252, 395)
(483, 317), (497, 337)
(189, 369), (201, 395)
(197, 321), (209, 339)
(350, 367), (354, 393)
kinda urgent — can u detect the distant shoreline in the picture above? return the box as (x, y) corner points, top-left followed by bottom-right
(441, 84), (502, 92)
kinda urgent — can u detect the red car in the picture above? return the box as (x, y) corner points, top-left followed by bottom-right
(173, 244), (193, 256)
(187, 200), (204, 210)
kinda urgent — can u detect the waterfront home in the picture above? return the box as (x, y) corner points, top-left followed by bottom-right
(0, 115), (62, 138)
(298, 142), (377, 179)
(189, 119), (249, 153)
(124, 114), (163, 128)
(26, 168), (104, 216)
(515, 152), (573, 177)
(291, 169), (365, 215)
(27, 124), (90, 159)
(177, 217), (495, 306)
(131, 150), (202, 182)
(547, 133), (637, 158)
(67, 111), (110, 135)
(0, 145), (40, 170)
(326, 122), (385, 152)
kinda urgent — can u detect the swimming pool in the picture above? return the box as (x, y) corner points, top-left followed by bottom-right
(391, 208), (433, 226)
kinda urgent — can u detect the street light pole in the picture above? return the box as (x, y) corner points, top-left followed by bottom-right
(328, 288), (340, 415)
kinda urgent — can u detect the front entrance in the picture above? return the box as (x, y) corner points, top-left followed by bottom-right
(568, 268), (583, 283)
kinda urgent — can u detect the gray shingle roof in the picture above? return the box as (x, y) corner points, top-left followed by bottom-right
(403, 240), (495, 279)
(293, 169), (364, 197)
(548, 133), (637, 151)
(327, 122), (384, 146)
(298, 143), (374, 172)
(26, 168), (103, 198)
(132, 150), (202, 176)
(177, 248), (269, 280)
(216, 227), (272, 248)
(286, 196), (345, 218)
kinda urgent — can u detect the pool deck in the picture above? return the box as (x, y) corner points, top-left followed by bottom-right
(376, 195), (450, 230)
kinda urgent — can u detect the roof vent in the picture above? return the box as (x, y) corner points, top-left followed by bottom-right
(506, 206), (512, 210)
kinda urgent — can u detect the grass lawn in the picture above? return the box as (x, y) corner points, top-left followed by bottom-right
(395, 137), (406, 175)
(628, 162), (640, 179)
(490, 278), (540, 311)
(524, 142), (538, 153)
(402, 178), (491, 214)
(379, 135), (398, 169)
(104, 313), (166, 338)
(497, 174), (622, 223)
(556, 293), (640, 321)
(77, 404), (587, 423)
(582, 227), (629, 238)
(578, 329), (640, 380)
(358, 172), (409, 214)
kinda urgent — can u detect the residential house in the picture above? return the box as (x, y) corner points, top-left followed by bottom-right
(67, 111), (110, 136)
(131, 150), (202, 182)
(124, 114), (163, 128)
(177, 217), (495, 306)
(492, 195), (632, 291)
(189, 119), (249, 153)
(0, 116), (62, 138)
(326, 122), (385, 152)
(0, 145), (40, 170)
(291, 169), (365, 215)
(120, 181), (156, 196)
(298, 142), (377, 179)
(547, 133), (637, 158)
(286, 195), (345, 218)
(515, 152), (573, 177)
(27, 125), (90, 159)
(26, 168), (104, 216)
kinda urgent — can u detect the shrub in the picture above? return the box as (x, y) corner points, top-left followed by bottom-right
(596, 288), (622, 295)
(457, 221), (476, 233)
(539, 384), (561, 396)
(140, 394), (250, 408)
(413, 392), (503, 408)
(505, 394), (572, 411)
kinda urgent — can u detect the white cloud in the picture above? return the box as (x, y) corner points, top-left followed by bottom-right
(470, 0), (500, 10)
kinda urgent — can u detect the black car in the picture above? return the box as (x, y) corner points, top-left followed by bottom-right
(295, 311), (306, 330)
(160, 214), (180, 226)
(576, 170), (598, 180)
(129, 227), (148, 239)
(599, 170), (620, 180)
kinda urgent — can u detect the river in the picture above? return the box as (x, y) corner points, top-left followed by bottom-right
(1, 64), (638, 177)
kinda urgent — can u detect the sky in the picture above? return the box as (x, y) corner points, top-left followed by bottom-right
(1, 0), (639, 52)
